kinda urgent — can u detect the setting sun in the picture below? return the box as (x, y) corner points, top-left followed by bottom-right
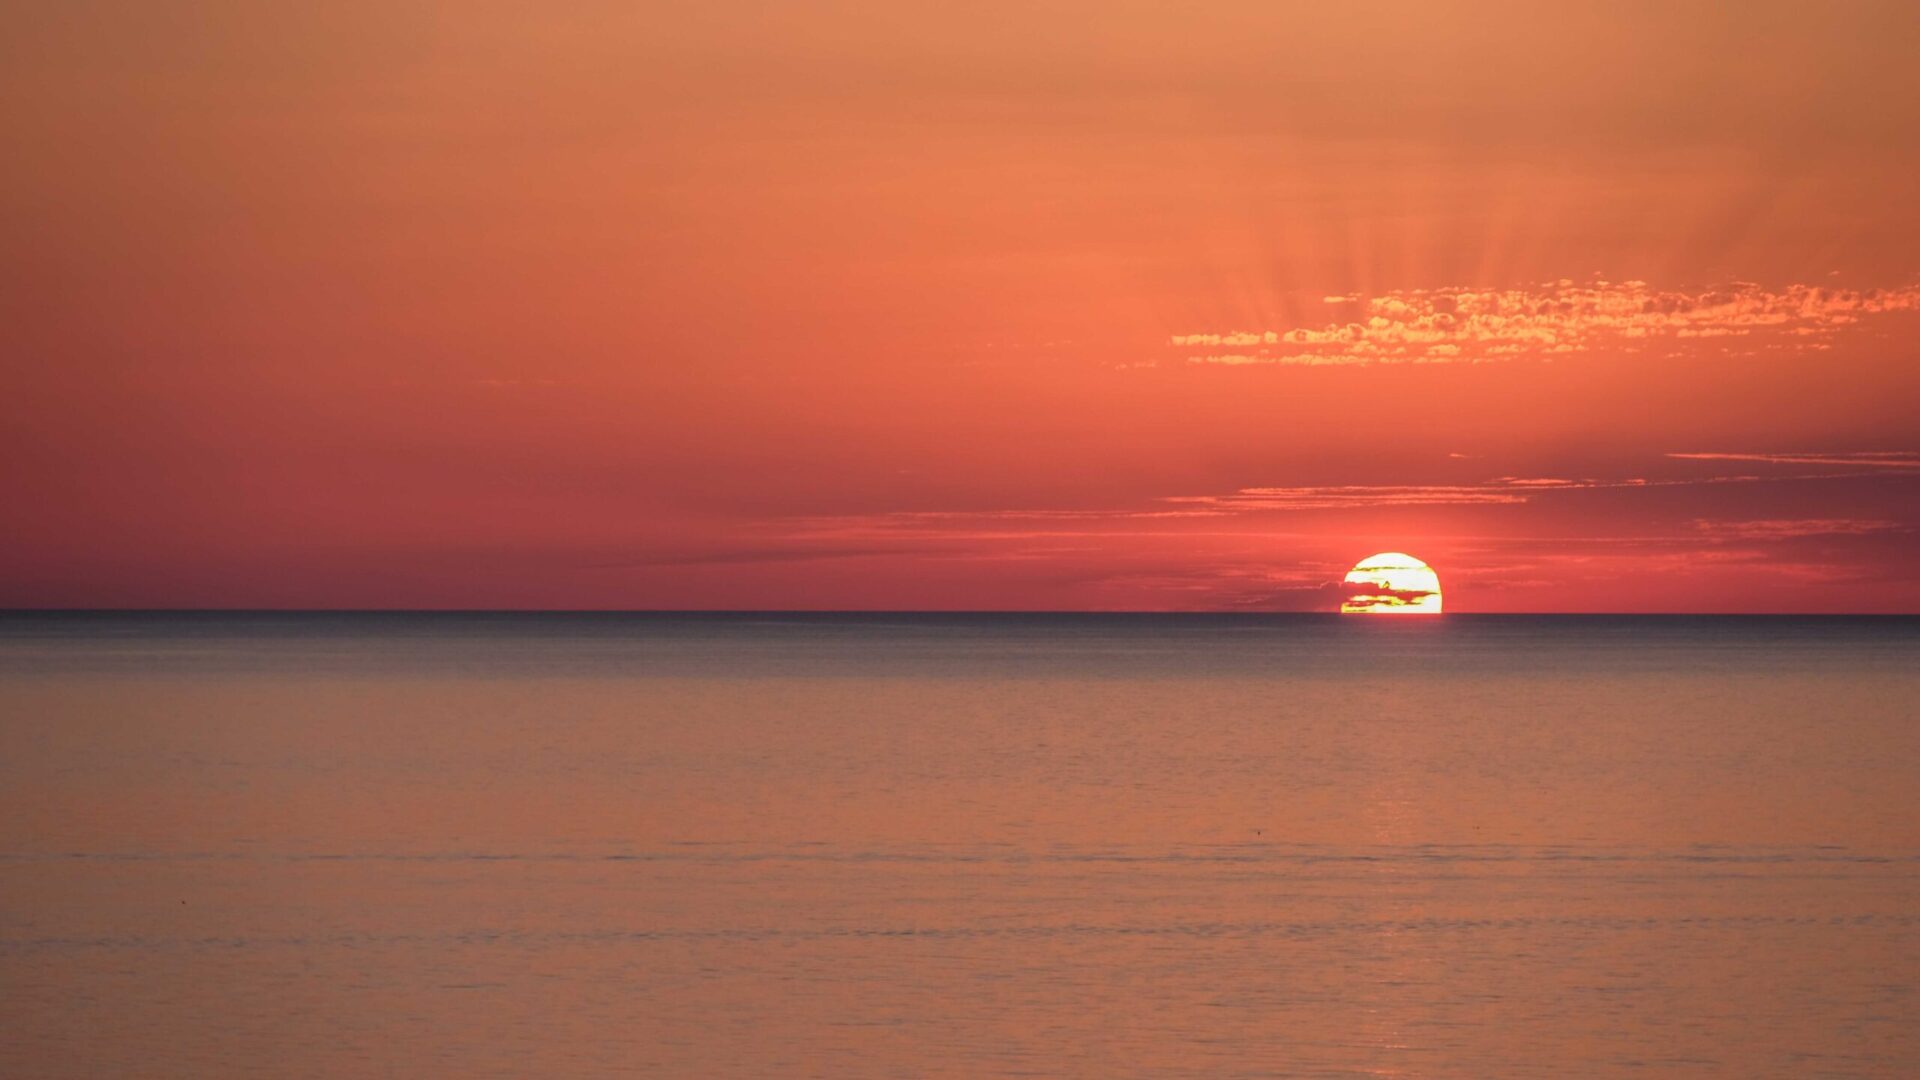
(1341, 553), (1443, 614)
(7, 5), (1920, 1078)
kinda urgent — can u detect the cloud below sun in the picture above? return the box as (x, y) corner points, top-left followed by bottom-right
(696, 449), (1920, 613)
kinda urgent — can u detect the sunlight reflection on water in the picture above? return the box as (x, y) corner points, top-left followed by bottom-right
(3, 613), (1919, 1077)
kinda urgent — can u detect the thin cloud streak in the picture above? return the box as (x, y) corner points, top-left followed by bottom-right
(1689, 518), (1907, 540)
(771, 454), (1919, 541)
(1668, 452), (1920, 469)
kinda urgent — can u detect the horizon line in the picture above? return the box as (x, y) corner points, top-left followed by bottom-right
(4, 608), (1919, 619)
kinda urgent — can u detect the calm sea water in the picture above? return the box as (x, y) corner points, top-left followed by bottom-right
(3, 613), (1919, 1078)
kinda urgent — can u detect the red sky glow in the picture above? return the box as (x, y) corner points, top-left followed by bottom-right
(4, 2), (1919, 611)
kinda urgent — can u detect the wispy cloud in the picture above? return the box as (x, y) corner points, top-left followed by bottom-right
(1154, 463), (1913, 515)
(1689, 518), (1906, 540)
(1668, 451), (1920, 470)
(1164, 483), (1538, 511)
(776, 454), (1919, 541)
(1172, 279), (1920, 366)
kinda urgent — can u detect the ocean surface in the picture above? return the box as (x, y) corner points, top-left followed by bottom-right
(3, 612), (1919, 1078)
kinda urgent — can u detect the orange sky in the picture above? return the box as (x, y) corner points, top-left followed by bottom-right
(4, 1), (1919, 611)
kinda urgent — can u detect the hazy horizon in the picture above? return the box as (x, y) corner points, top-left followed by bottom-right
(13, 608), (1920, 618)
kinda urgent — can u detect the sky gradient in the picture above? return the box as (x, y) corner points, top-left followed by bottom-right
(4, 1), (1919, 611)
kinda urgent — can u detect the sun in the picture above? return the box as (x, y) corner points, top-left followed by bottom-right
(1341, 552), (1443, 614)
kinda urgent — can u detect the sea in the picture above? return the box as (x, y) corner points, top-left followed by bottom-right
(2, 612), (1918, 1078)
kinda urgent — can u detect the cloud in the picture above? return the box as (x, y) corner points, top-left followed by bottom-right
(1667, 451), (1920, 470)
(1340, 581), (1438, 608)
(779, 456), (1919, 543)
(1689, 518), (1906, 540)
(1155, 465), (1882, 514)
(1165, 483), (1536, 511)
(1172, 279), (1920, 366)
